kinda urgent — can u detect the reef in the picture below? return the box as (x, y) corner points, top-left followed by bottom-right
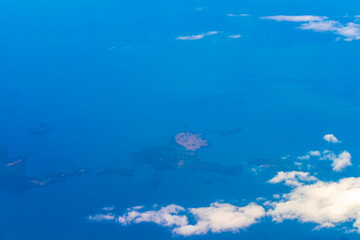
(0, 148), (87, 195)
(152, 174), (162, 186)
(130, 132), (242, 176)
(29, 122), (52, 136)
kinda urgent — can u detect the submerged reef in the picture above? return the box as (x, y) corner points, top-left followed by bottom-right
(0, 148), (87, 195)
(130, 132), (242, 176)
(130, 145), (199, 171)
(152, 174), (162, 186)
(29, 122), (52, 136)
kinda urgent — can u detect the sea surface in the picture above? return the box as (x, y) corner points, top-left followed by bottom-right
(1, 0), (360, 239)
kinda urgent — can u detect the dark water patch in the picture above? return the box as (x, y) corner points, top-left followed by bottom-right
(97, 168), (134, 177)
(206, 128), (242, 136)
(29, 122), (52, 136)
(152, 174), (162, 186)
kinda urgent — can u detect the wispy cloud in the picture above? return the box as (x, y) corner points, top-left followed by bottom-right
(300, 21), (360, 41)
(261, 15), (327, 22)
(228, 34), (242, 39)
(261, 15), (360, 41)
(228, 13), (250, 17)
(297, 155), (310, 160)
(176, 34), (206, 40)
(176, 31), (219, 40)
(88, 213), (116, 222)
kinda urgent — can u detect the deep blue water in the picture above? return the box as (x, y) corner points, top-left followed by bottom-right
(1, 0), (360, 239)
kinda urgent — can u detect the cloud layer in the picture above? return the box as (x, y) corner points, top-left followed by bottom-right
(89, 173), (360, 236)
(89, 202), (265, 236)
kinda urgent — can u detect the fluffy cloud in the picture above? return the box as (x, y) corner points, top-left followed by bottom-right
(88, 202), (265, 236)
(321, 150), (352, 171)
(268, 177), (360, 231)
(268, 171), (318, 187)
(117, 204), (188, 227)
(309, 151), (321, 156)
(90, 176), (360, 235)
(174, 202), (265, 236)
(176, 31), (219, 40)
(88, 132), (356, 236)
(324, 134), (340, 143)
(261, 15), (327, 22)
(262, 15), (360, 41)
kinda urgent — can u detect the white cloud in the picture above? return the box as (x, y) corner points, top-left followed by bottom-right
(176, 31), (219, 40)
(228, 34), (242, 39)
(298, 155), (310, 160)
(261, 15), (360, 41)
(174, 202), (265, 236)
(324, 134), (340, 143)
(268, 177), (360, 232)
(88, 133), (356, 236)
(309, 150), (321, 156)
(89, 202), (265, 236)
(102, 206), (114, 211)
(206, 31), (219, 35)
(118, 204), (188, 227)
(273, 194), (281, 199)
(321, 150), (352, 171)
(90, 175), (360, 235)
(268, 171), (318, 187)
(176, 34), (206, 40)
(228, 13), (249, 17)
(88, 213), (116, 222)
(261, 15), (327, 22)
(300, 21), (360, 41)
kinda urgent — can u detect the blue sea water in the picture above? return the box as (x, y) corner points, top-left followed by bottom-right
(1, 0), (360, 239)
